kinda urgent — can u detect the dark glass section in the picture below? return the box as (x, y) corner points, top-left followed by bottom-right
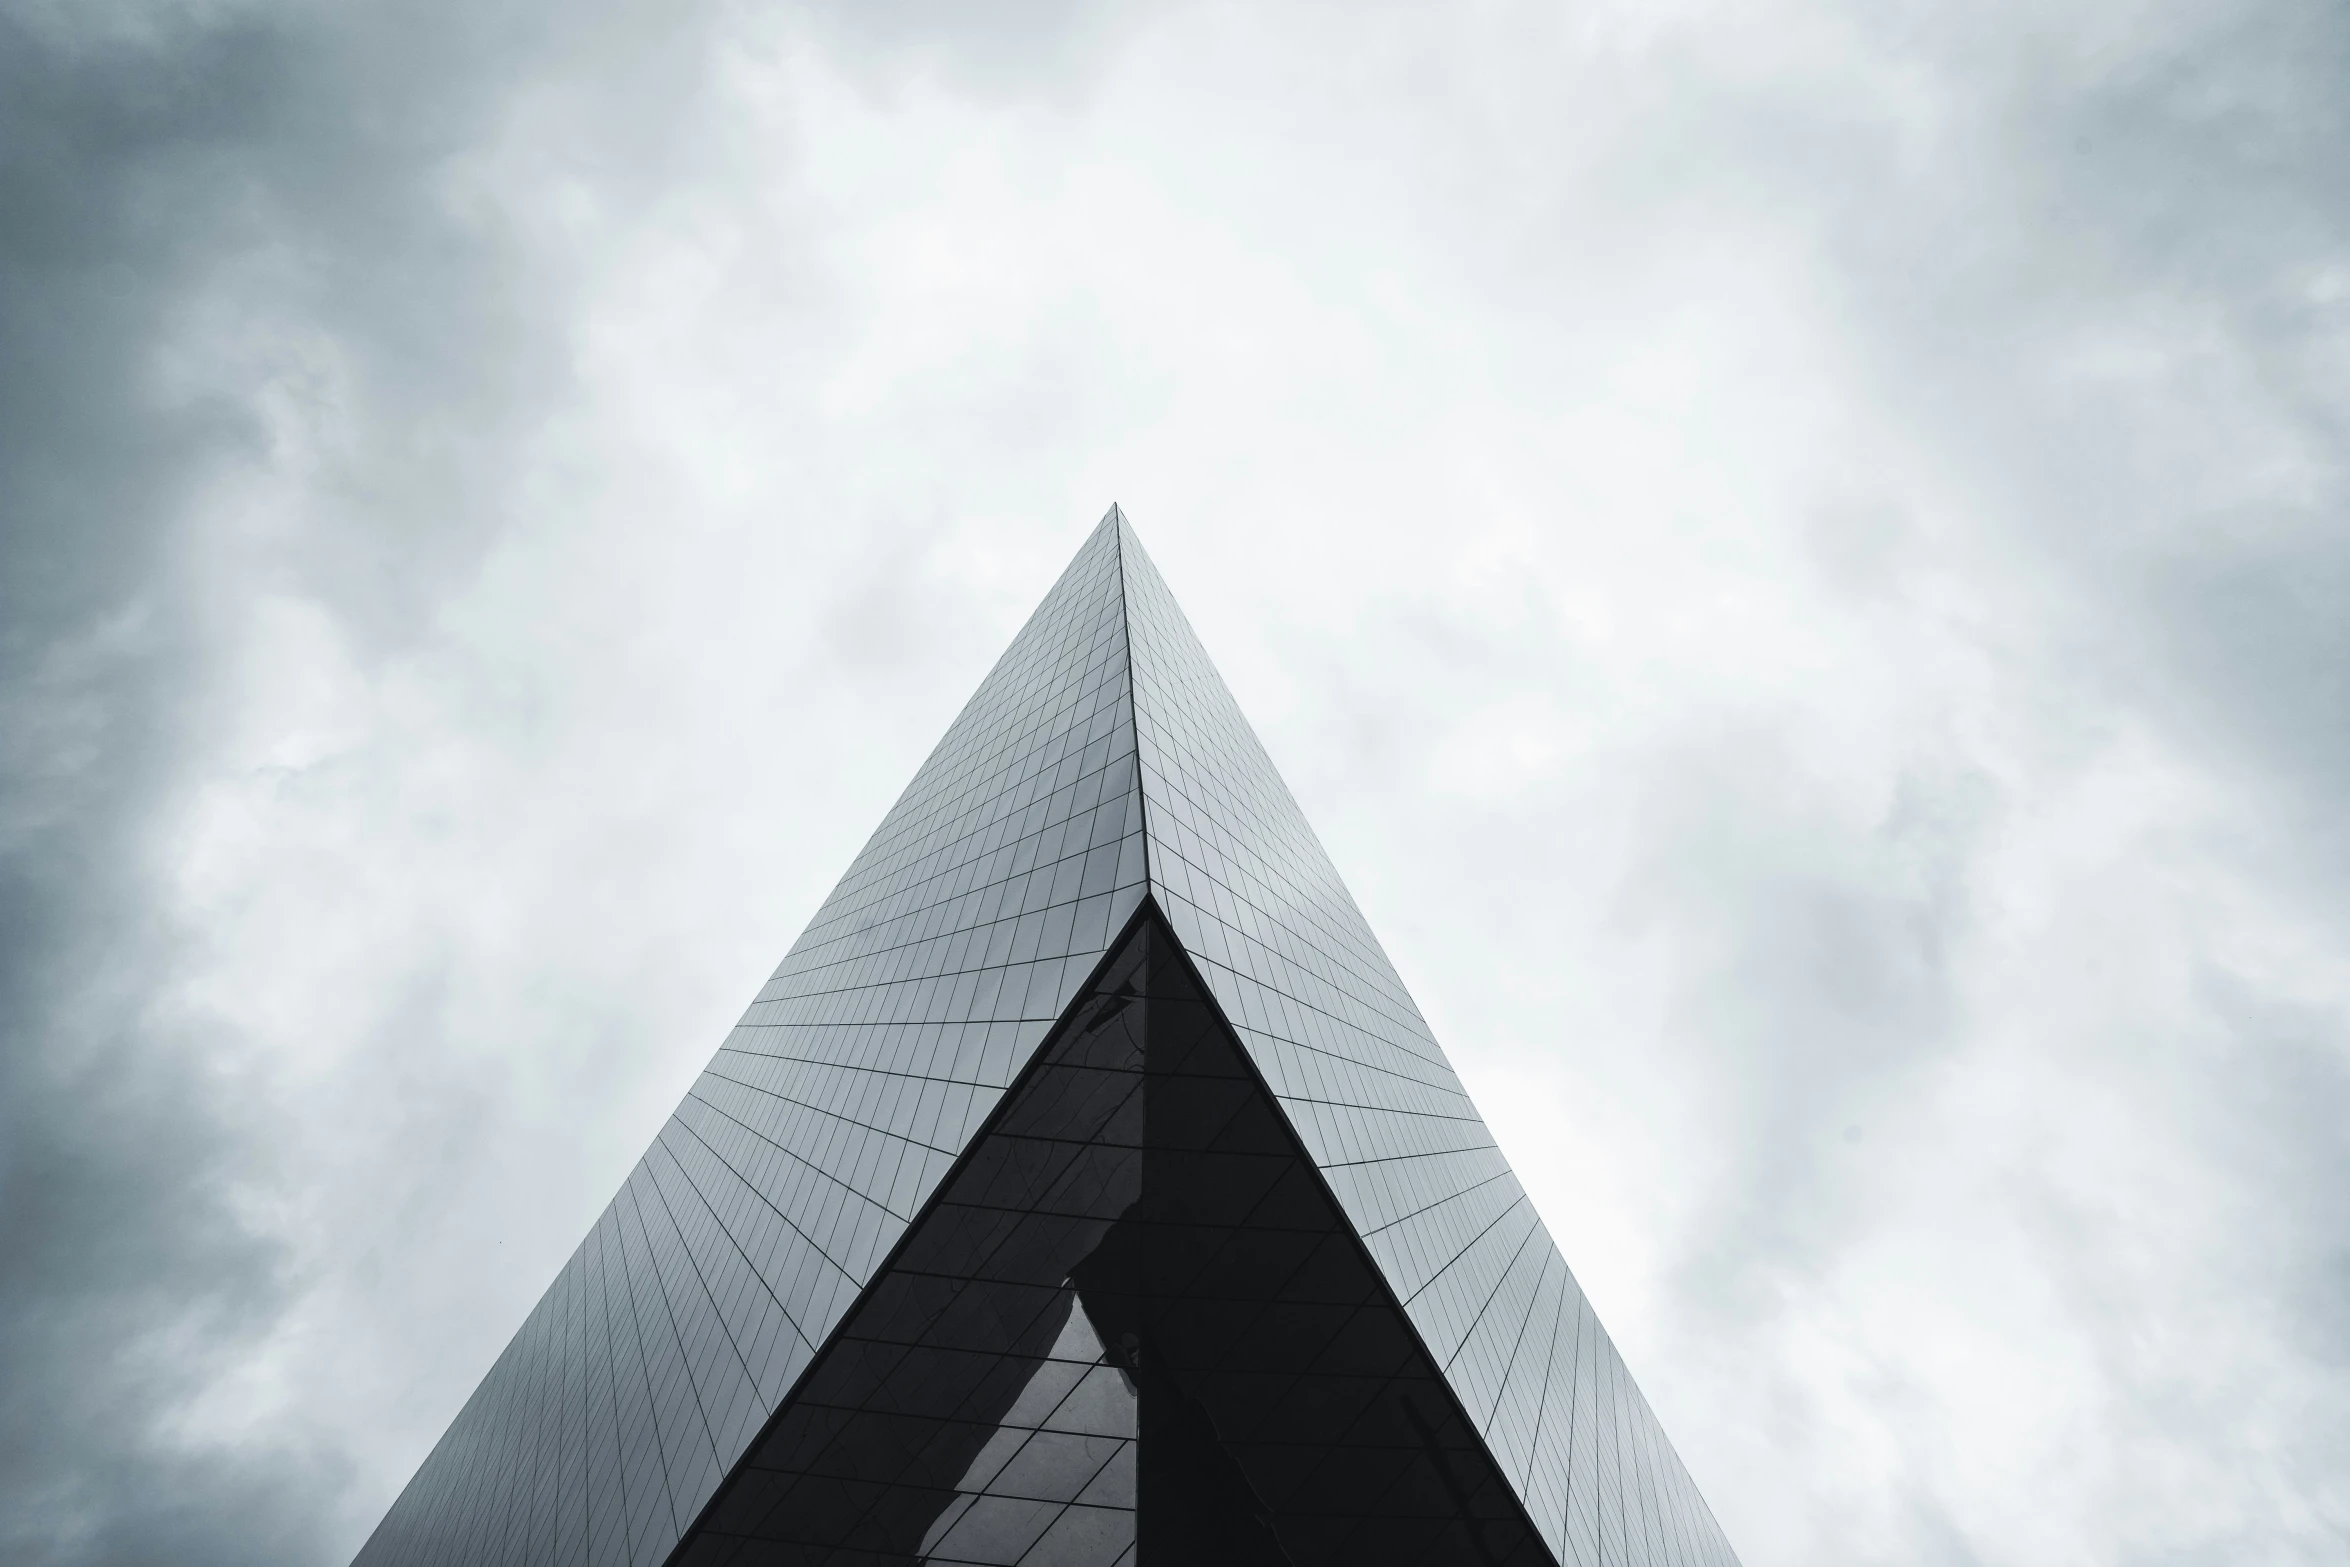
(676, 909), (1555, 1567)
(1079, 917), (1551, 1567)
(676, 922), (1153, 1567)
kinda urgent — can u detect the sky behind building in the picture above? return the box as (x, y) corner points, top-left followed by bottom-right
(2, 2), (2346, 1564)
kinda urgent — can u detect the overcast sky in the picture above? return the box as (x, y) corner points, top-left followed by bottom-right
(4, 1), (2347, 1563)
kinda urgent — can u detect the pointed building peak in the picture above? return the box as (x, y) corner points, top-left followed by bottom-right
(355, 504), (1742, 1567)
(1087, 503), (1132, 598)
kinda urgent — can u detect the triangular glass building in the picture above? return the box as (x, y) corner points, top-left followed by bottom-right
(356, 509), (1740, 1567)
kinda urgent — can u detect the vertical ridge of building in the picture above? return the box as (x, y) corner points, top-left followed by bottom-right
(1104, 503), (1153, 896)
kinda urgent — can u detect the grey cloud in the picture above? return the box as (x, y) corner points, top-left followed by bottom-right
(1759, 8), (2344, 1544)
(0, 2), (677, 1561)
(1625, 745), (1994, 1276)
(798, 0), (1158, 94)
(1840, 0), (2350, 1436)
(2, 11), (322, 1562)
(1827, 5), (2350, 813)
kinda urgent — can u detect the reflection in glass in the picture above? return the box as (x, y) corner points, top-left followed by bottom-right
(921, 1292), (1137, 1566)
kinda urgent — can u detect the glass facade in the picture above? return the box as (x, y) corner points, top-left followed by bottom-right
(679, 912), (1556, 1567)
(354, 510), (1739, 1567)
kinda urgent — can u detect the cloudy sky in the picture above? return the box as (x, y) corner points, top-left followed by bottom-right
(5, 0), (2347, 1562)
